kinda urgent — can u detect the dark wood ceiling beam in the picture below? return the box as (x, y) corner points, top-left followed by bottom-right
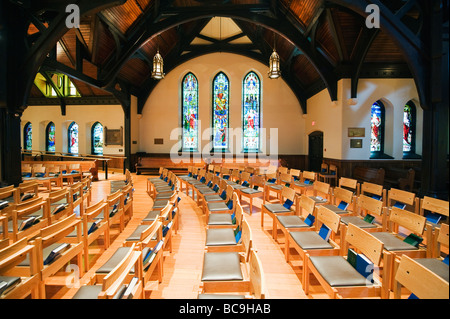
(40, 71), (67, 115)
(159, 3), (272, 16)
(326, 8), (344, 61)
(304, 6), (325, 37)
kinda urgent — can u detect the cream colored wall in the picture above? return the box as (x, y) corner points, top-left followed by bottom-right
(21, 104), (125, 155)
(305, 78), (422, 160)
(139, 52), (306, 156)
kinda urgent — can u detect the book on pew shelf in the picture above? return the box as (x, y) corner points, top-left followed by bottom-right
(52, 203), (68, 215)
(371, 194), (382, 201)
(220, 190), (227, 200)
(242, 181), (249, 187)
(109, 204), (118, 217)
(283, 199), (294, 209)
(231, 212), (236, 224)
(363, 214), (375, 224)
(234, 225), (240, 237)
(285, 183), (291, 187)
(393, 201), (406, 209)
(253, 185), (259, 190)
(235, 230), (242, 244)
(43, 243), (71, 265)
(200, 177), (206, 183)
(318, 224), (331, 242)
(35, 173), (45, 178)
(408, 293), (419, 299)
(425, 212), (442, 225)
(337, 200), (349, 211)
(226, 200), (233, 209)
(356, 253), (374, 283)
(207, 181), (212, 187)
(162, 221), (173, 237)
(172, 208), (177, 218)
(213, 185), (219, 192)
(19, 216), (41, 231)
(71, 170), (79, 174)
(22, 173), (32, 178)
(144, 240), (164, 269)
(73, 193), (78, 202)
(88, 220), (101, 235)
(0, 278), (21, 297)
(112, 285), (127, 300)
(293, 176), (299, 181)
(20, 193), (35, 202)
(303, 179), (310, 185)
(123, 277), (139, 299)
(0, 201), (9, 210)
(403, 233), (423, 248)
(347, 248), (358, 269)
(304, 214), (315, 226)
(442, 255), (449, 265)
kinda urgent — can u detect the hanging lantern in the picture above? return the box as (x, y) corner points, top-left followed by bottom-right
(268, 49), (281, 79)
(151, 49), (165, 80)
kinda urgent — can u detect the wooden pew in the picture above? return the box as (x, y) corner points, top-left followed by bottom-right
(353, 166), (385, 185)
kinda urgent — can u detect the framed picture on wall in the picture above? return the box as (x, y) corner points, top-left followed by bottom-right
(104, 126), (123, 146)
(350, 139), (363, 148)
(348, 127), (365, 137)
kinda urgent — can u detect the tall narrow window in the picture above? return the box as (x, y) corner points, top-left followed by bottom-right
(68, 121), (79, 154)
(370, 101), (385, 158)
(212, 72), (229, 151)
(403, 101), (418, 158)
(182, 72), (199, 151)
(46, 122), (56, 152)
(23, 122), (32, 151)
(91, 122), (103, 155)
(242, 71), (261, 152)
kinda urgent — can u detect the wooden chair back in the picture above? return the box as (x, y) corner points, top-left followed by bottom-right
(251, 175), (265, 188)
(289, 169), (301, 180)
(317, 205), (341, 234)
(361, 182), (386, 205)
(394, 254), (449, 299)
(241, 219), (253, 262)
(281, 186), (296, 202)
(420, 196), (449, 219)
(388, 188), (417, 211)
(332, 187), (354, 206)
(339, 177), (359, 194)
(240, 172), (251, 183)
(245, 166), (255, 174)
(278, 167), (288, 175)
(437, 223), (449, 248)
(357, 194), (384, 217)
(279, 173), (292, 184)
(298, 195), (316, 218)
(389, 207), (426, 235)
(345, 223), (384, 266)
(320, 163), (328, 174)
(302, 171), (316, 181)
(249, 249), (266, 299)
(313, 181), (330, 197)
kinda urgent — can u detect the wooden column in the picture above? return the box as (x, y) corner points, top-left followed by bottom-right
(420, 0), (449, 200)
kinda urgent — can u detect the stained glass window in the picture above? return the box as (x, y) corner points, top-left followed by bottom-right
(92, 122), (103, 155)
(242, 71), (261, 152)
(182, 72), (199, 151)
(46, 122), (56, 152)
(23, 122), (32, 151)
(370, 101), (384, 154)
(403, 102), (416, 154)
(68, 122), (79, 154)
(212, 72), (229, 150)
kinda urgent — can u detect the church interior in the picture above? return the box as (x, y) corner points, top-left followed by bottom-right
(0, 0), (448, 303)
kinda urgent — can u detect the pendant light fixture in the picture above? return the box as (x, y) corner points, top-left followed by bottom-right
(151, 35), (165, 80)
(268, 32), (281, 79)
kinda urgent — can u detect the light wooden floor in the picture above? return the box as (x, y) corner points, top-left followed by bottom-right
(46, 171), (394, 299)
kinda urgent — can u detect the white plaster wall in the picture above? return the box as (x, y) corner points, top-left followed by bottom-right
(21, 104), (125, 155)
(139, 52), (306, 156)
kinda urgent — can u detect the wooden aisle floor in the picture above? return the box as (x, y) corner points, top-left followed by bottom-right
(52, 172), (334, 299)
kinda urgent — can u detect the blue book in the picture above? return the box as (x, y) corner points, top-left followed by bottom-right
(442, 255), (449, 265)
(318, 224), (331, 242)
(268, 178), (276, 183)
(293, 176), (299, 181)
(408, 293), (419, 299)
(393, 201), (406, 209)
(242, 181), (249, 187)
(223, 175), (229, 180)
(207, 181), (212, 187)
(213, 185), (219, 192)
(356, 253), (374, 283)
(337, 200), (349, 211)
(283, 199), (294, 209)
(253, 185), (259, 190)
(304, 214), (315, 226)
(235, 230), (242, 244)
(303, 179), (310, 185)
(372, 194), (382, 201)
(162, 221), (173, 237)
(425, 212), (442, 225)
(226, 200), (233, 209)
(200, 177), (206, 183)
(220, 190), (227, 200)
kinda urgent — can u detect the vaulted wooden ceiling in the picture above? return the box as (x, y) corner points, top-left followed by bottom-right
(22, 0), (426, 114)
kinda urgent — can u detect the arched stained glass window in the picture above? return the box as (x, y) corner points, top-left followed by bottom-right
(46, 122), (56, 152)
(23, 122), (32, 151)
(370, 101), (385, 157)
(182, 72), (199, 151)
(242, 71), (261, 152)
(403, 101), (416, 155)
(91, 122), (103, 155)
(212, 72), (229, 151)
(68, 121), (79, 154)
